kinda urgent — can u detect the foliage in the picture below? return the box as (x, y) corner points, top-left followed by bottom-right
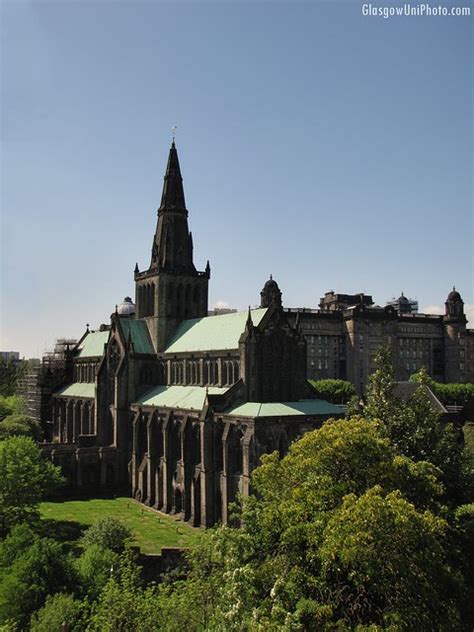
(88, 550), (158, 632)
(0, 396), (24, 422)
(319, 487), (461, 630)
(309, 379), (355, 404)
(0, 436), (64, 534)
(132, 418), (463, 631)
(76, 544), (121, 600)
(0, 527), (76, 629)
(80, 517), (132, 552)
(410, 370), (474, 408)
(365, 351), (474, 505)
(0, 359), (26, 398)
(30, 593), (88, 632)
(0, 414), (43, 441)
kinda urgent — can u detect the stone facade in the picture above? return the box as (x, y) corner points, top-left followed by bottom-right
(286, 289), (473, 393)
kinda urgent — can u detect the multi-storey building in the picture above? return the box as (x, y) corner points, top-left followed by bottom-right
(285, 289), (472, 393)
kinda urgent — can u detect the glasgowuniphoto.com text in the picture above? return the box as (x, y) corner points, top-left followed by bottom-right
(362, 3), (471, 18)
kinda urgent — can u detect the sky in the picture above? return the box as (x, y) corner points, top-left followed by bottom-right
(1, 0), (473, 358)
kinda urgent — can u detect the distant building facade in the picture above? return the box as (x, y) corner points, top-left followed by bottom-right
(285, 288), (473, 393)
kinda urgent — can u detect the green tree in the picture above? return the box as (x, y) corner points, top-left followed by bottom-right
(309, 379), (356, 404)
(141, 419), (462, 631)
(30, 593), (88, 632)
(88, 551), (158, 632)
(0, 436), (64, 534)
(0, 396), (24, 421)
(76, 544), (121, 601)
(319, 487), (461, 630)
(0, 530), (76, 629)
(81, 517), (132, 553)
(0, 414), (43, 441)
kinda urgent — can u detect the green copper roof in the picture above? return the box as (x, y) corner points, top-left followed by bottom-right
(77, 331), (109, 358)
(135, 385), (228, 411)
(164, 308), (268, 354)
(120, 319), (155, 355)
(56, 383), (95, 398)
(223, 399), (342, 418)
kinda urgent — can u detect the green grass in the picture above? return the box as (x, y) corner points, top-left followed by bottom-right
(39, 497), (201, 554)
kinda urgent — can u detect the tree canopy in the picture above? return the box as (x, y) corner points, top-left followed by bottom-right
(0, 436), (64, 534)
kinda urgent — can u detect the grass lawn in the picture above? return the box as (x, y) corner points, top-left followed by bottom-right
(39, 497), (201, 554)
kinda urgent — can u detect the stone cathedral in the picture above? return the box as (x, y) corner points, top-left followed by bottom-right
(42, 142), (341, 527)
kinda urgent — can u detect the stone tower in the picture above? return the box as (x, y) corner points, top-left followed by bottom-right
(134, 142), (210, 351)
(260, 275), (282, 308)
(443, 287), (466, 383)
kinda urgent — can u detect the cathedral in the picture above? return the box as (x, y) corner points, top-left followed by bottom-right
(41, 142), (342, 527)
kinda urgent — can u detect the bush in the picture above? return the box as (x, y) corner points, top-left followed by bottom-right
(76, 544), (120, 600)
(30, 593), (87, 632)
(309, 379), (355, 404)
(0, 415), (43, 441)
(81, 518), (132, 553)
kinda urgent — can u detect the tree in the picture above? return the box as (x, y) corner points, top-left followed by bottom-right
(30, 593), (88, 632)
(88, 551), (159, 632)
(0, 414), (43, 441)
(81, 517), (132, 553)
(76, 544), (121, 601)
(0, 528), (76, 629)
(138, 418), (463, 631)
(365, 351), (474, 505)
(309, 379), (355, 404)
(0, 436), (64, 534)
(0, 396), (24, 421)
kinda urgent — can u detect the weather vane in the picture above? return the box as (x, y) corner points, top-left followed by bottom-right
(171, 125), (177, 142)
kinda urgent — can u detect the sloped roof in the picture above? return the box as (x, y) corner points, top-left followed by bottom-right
(164, 308), (268, 354)
(120, 319), (155, 355)
(76, 331), (109, 358)
(223, 399), (342, 418)
(134, 385), (229, 411)
(393, 382), (447, 413)
(56, 383), (95, 398)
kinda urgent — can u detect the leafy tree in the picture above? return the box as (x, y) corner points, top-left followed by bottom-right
(319, 487), (461, 630)
(364, 350), (473, 505)
(0, 396), (24, 421)
(0, 531), (76, 629)
(81, 517), (132, 553)
(30, 593), (88, 632)
(139, 419), (462, 631)
(88, 551), (158, 632)
(0, 436), (64, 534)
(0, 414), (43, 441)
(309, 379), (355, 404)
(76, 544), (121, 600)
(0, 358), (24, 398)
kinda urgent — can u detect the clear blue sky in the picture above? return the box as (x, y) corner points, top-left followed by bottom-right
(1, 0), (473, 358)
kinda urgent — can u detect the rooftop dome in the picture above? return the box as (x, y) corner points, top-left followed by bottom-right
(447, 287), (462, 302)
(263, 274), (279, 290)
(260, 275), (282, 308)
(397, 292), (410, 304)
(117, 296), (136, 316)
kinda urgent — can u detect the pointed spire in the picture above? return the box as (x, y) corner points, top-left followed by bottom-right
(158, 142), (186, 212)
(205, 260), (211, 278)
(134, 262), (139, 274)
(246, 306), (254, 329)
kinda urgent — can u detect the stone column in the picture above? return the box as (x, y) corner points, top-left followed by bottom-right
(161, 413), (172, 513)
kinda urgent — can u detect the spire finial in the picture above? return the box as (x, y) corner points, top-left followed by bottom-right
(171, 125), (177, 145)
(453, 285), (456, 291)
(270, 274), (273, 280)
(86, 323), (90, 332)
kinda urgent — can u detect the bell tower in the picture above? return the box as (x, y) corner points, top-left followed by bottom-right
(135, 142), (210, 352)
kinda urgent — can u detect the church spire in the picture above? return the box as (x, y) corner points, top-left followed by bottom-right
(151, 142), (194, 271)
(158, 141), (187, 213)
